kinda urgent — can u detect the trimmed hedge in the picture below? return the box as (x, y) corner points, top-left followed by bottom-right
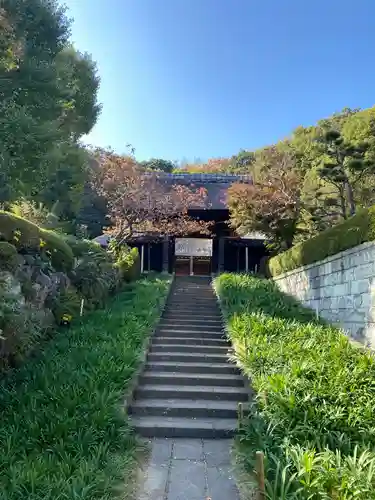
(269, 206), (375, 277)
(215, 273), (375, 499)
(0, 211), (74, 272)
(63, 235), (104, 258)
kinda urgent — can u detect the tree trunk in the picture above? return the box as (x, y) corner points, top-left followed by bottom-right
(339, 188), (347, 219)
(345, 181), (356, 217)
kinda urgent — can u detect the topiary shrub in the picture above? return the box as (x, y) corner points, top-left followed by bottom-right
(268, 206), (375, 277)
(0, 242), (18, 272)
(63, 235), (104, 258)
(0, 211), (74, 272)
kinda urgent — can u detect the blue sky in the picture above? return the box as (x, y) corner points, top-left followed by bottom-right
(65, 0), (375, 162)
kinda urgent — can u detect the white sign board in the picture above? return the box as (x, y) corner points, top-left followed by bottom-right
(175, 238), (213, 257)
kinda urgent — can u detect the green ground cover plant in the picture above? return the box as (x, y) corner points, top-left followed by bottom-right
(214, 273), (375, 499)
(0, 275), (170, 500)
(268, 205), (375, 277)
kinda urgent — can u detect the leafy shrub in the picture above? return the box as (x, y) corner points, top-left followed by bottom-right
(114, 245), (140, 282)
(51, 286), (83, 322)
(269, 205), (375, 276)
(0, 242), (18, 271)
(69, 248), (120, 308)
(214, 273), (375, 499)
(0, 211), (74, 272)
(0, 279), (52, 371)
(9, 199), (58, 229)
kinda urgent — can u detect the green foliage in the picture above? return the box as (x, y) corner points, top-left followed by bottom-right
(222, 107), (375, 248)
(9, 198), (60, 229)
(70, 251), (119, 309)
(51, 286), (82, 322)
(0, 211), (74, 272)
(115, 247), (140, 282)
(140, 158), (175, 173)
(0, 278), (51, 371)
(75, 183), (109, 238)
(0, 276), (171, 499)
(0, 0), (100, 222)
(0, 242), (18, 271)
(268, 205), (375, 276)
(110, 241), (141, 282)
(215, 273), (375, 499)
(63, 234), (104, 258)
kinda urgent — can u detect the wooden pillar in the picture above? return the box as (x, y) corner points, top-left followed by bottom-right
(162, 236), (169, 273)
(147, 243), (151, 272)
(245, 246), (249, 273)
(218, 238), (225, 273)
(189, 256), (193, 276)
(140, 245), (144, 273)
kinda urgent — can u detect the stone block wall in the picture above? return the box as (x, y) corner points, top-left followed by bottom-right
(273, 242), (375, 347)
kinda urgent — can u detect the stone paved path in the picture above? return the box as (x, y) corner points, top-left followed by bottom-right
(138, 438), (240, 500)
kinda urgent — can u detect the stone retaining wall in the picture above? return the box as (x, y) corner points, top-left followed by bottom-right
(273, 242), (375, 347)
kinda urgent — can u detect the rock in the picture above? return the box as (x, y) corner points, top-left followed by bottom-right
(23, 254), (37, 266)
(50, 272), (70, 291)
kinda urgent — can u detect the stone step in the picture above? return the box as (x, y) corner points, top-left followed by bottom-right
(157, 323), (225, 336)
(156, 325), (226, 339)
(140, 371), (244, 387)
(148, 352), (230, 364)
(146, 361), (239, 375)
(156, 328), (225, 337)
(152, 336), (228, 346)
(154, 331), (225, 340)
(168, 299), (218, 304)
(168, 292), (217, 302)
(167, 304), (219, 309)
(163, 312), (222, 319)
(150, 344), (230, 355)
(130, 398), (245, 419)
(135, 384), (248, 402)
(160, 316), (223, 330)
(131, 416), (238, 438)
(167, 310), (220, 317)
(160, 318), (223, 324)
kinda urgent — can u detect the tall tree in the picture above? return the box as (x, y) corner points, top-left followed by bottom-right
(0, 0), (100, 217)
(316, 130), (375, 218)
(92, 151), (211, 243)
(228, 149), (302, 250)
(140, 158), (175, 173)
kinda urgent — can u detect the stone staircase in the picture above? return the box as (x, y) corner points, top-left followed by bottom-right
(129, 276), (248, 438)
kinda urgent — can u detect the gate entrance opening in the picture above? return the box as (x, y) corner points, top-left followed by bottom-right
(174, 238), (212, 276)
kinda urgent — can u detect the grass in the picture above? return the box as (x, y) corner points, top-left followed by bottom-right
(214, 273), (375, 499)
(0, 275), (171, 500)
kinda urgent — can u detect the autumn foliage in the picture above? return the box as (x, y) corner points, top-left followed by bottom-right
(228, 148), (301, 249)
(92, 150), (212, 243)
